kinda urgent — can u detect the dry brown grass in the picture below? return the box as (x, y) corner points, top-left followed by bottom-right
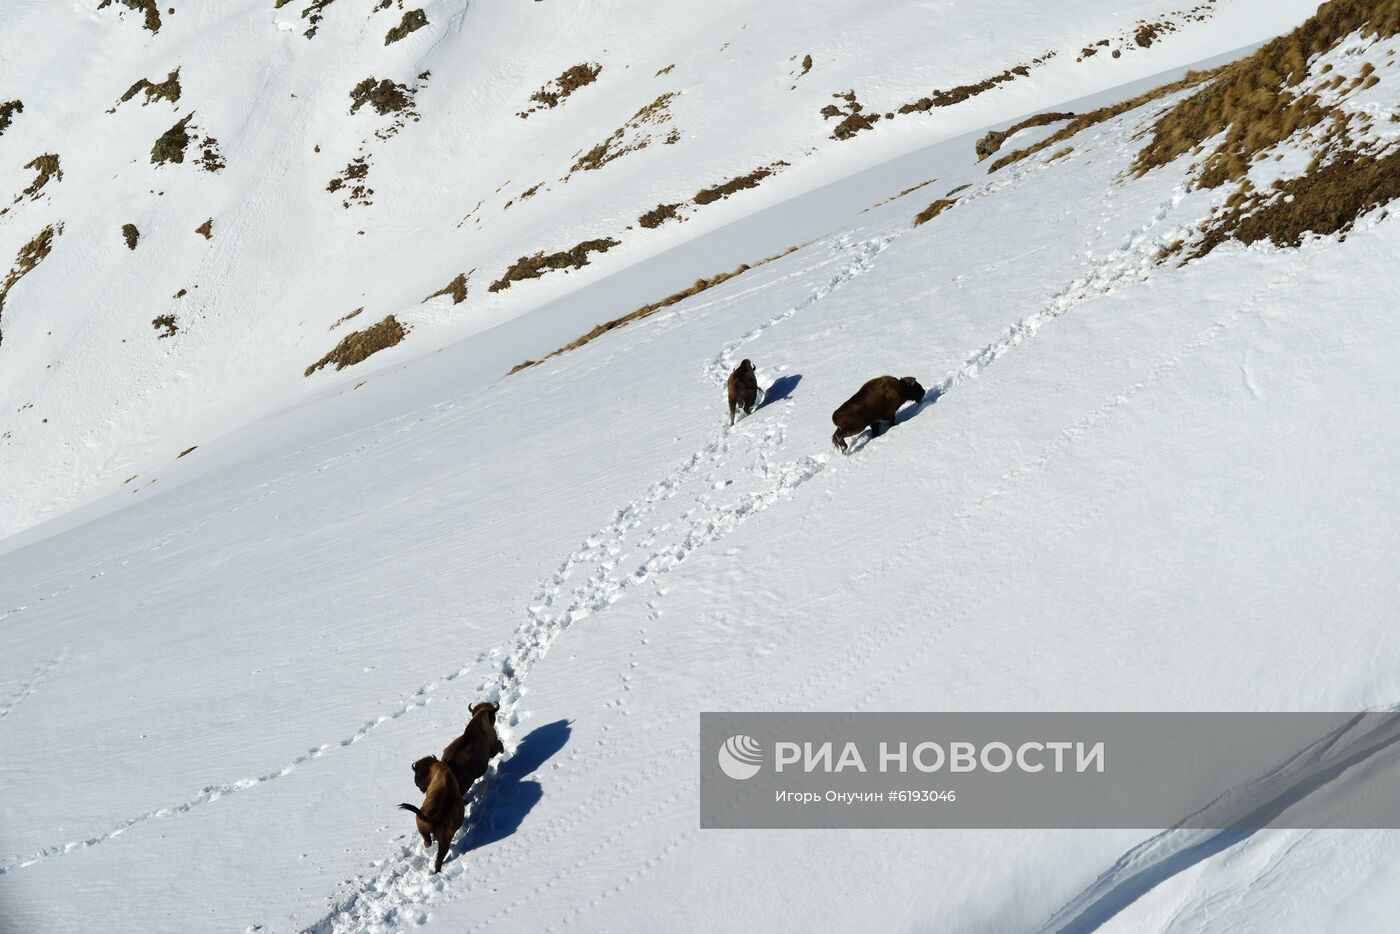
(508, 247), (798, 374)
(913, 198), (958, 226)
(694, 164), (785, 205)
(639, 202), (681, 228)
(489, 238), (621, 292)
(151, 314), (177, 339)
(306, 315), (407, 376)
(118, 69), (181, 108)
(1191, 147), (1400, 258)
(988, 68), (1222, 173)
(1133, 0), (1400, 187)
(385, 8), (427, 44)
(863, 178), (938, 213)
(1123, 0), (1400, 258)
(99, 0), (161, 32)
(900, 52), (1055, 114)
(0, 223), (60, 343)
(976, 111), (1074, 160)
(424, 272), (470, 304)
(177, 445), (198, 458)
(0, 101), (21, 137)
(299, 0), (337, 38)
(196, 218), (213, 240)
(821, 90), (881, 140)
(350, 78), (414, 115)
(151, 115), (193, 165)
(20, 154), (62, 199)
(521, 63), (602, 117)
(327, 156), (372, 207)
(331, 307), (363, 329)
(570, 93), (677, 173)
(122, 223), (139, 250)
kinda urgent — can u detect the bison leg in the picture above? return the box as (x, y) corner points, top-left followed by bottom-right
(869, 420), (886, 438)
(728, 398), (737, 426)
(419, 827), (432, 849)
(434, 831), (451, 873)
(832, 428), (848, 454)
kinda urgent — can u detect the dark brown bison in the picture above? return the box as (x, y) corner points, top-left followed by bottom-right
(831, 375), (925, 454)
(437, 701), (504, 797)
(400, 755), (465, 873)
(727, 359), (759, 426)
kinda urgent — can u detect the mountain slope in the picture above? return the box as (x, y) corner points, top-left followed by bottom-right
(6, 1), (1400, 932)
(0, 0), (1320, 540)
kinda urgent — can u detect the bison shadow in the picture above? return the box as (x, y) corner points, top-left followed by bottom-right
(758, 373), (803, 409)
(459, 718), (572, 853)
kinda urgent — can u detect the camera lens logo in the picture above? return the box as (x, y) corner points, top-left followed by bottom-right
(718, 734), (763, 780)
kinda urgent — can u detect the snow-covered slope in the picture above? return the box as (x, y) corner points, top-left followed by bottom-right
(0, 0), (1319, 540)
(6, 0), (1400, 932)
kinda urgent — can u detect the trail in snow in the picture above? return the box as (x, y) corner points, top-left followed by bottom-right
(298, 130), (1227, 931)
(0, 649), (66, 722)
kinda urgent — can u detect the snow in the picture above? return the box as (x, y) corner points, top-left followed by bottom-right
(5, 1), (1400, 932)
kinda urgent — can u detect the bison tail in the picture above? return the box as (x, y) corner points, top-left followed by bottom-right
(399, 803), (425, 817)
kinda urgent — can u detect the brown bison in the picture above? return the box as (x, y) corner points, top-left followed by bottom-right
(727, 359), (759, 426)
(438, 701), (505, 797)
(400, 756), (465, 873)
(831, 375), (925, 454)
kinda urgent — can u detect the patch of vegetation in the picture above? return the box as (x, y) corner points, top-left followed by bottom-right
(569, 92), (677, 173)
(694, 163), (785, 205)
(899, 51), (1055, 114)
(305, 314), (406, 375)
(520, 63), (602, 118)
(800, 54), (813, 77)
(424, 271), (470, 304)
(177, 445), (198, 458)
(988, 68), (1222, 173)
(330, 307), (363, 329)
(1133, 0), (1400, 259)
(976, 111), (1074, 160)
(821, 90), (881, 140)
(1132, 0), (1399, 188)
(117, 69), (182, 108)
(656, 64), (675, 76)
(350, 77), (414, 115)
(327, 156), (372, 208)
(195, 134), (225, 172)
(20, 154), (62, 200)
(0, 101), (23, 137)
(98, 0), (161, 32)
(195, 218), (213, 239)
(151, 115), (193, 165)
(151, 314), (177, 339)
(639, 201), (681, 228)
(489, 238), (621, 292)
(508, 247), (797, 374)
(300, 0), (337, 38)
(1193, 147), (1400, 258)
(122, 223), (140, 250)
(0, 224), (61, 344)
(863, 177), (938, 213)
(913, 198), (958, 226)
(384, 8), (426, 44)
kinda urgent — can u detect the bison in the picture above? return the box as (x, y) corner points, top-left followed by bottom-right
(438, 700), (505, 797)
(727, 359), (759, 426)
(831, 375), (925, 454)
(400, 756), (465, 873)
